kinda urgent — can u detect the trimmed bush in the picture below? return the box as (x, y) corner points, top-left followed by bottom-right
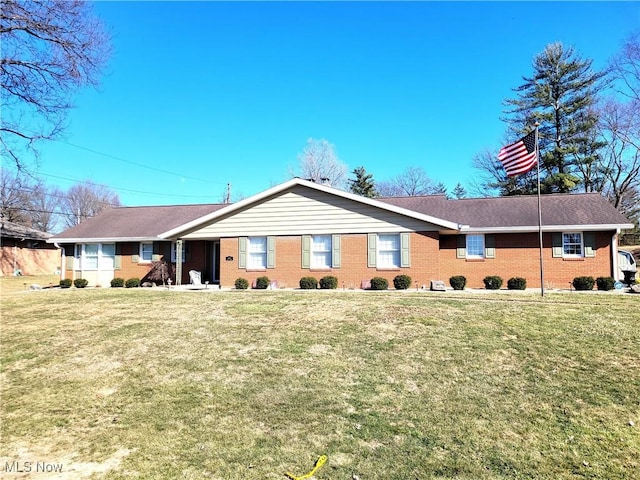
(299, 276), (318, 289)
(449, 275), (466, 290)
(254, 276), (270, 289)
(572, 276), (595, 291)
(111, 277), (125, 288)
(125, 277), (141, 288)
(74, 278), (89, 288)
(319, 275), (338, 290)
(370, 277), (389, 290)
(507, 277), (527, 290)
(59, 278), (72, 289)
(235, 278), (249, 290)
(596, 276), (615, 291)
(483, 275), (503, 290)
(393, 274), (412, 290)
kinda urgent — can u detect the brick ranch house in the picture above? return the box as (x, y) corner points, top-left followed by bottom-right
(1, 221), (61, 276)
(48, 178), (633, 289)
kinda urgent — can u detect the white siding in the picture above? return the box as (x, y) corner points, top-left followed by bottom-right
(182, 186), (438, 238)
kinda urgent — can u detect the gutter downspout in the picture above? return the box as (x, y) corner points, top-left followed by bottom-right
(54, 242), (64, 280)
(612, 229), (620, 281)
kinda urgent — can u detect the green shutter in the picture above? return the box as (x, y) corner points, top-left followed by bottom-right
(456, 235), (466, 259)
(400, 232), (410, 267)
(332, 234), (341, 268)
(114, 243), (122, 269)
(267, 236), (276, 268)
(238, 237), (247, 269)
(552, 233), (563, 258)
(367, 234), (377, 268)
(485, 234), (495, 259)
(302, 235), (311, 269)
(584, 232), (596, 257)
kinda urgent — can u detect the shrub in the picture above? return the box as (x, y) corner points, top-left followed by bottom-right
(59, 278), (72, 289)
(449, 275), (466, 290)
(111, 277), (125, 288)
(73, 278), (88, 288)
(393, 274), (412, 290)
(234, 278), (249, 290)
(319, 275), (338, 289)
(572, 276), (595, 291)
(507, 277), (527, 290)
(254, 276), (270, 289)
(125, 277), (141, 288)
(370, 277), (388, 290)
(483, 275), (503, 290)
(299, 276), (318, 289)
(596, 276), (615, 291)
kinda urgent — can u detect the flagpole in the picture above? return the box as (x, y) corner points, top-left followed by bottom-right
(535, 121), (545, 297)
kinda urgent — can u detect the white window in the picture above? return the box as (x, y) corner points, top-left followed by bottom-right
(466, 234), (485, 259)
(100, 243), (115, 269)
(311, 235), (332, 268)
(140, 242), (153, 262)
(377, 234), (400, 268)
(171, 242), (187, 262)
(563, 232), (583, 257)
(248, 237), (267, 269)
(75, 244), (115, 270)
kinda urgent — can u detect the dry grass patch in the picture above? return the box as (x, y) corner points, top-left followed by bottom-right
(1, 289), (639, 479)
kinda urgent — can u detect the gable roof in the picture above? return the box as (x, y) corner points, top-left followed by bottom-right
(379, 193), (633, 232)
(49, 203), (226, 242)
(158, 178), (463, 238)
(1, 221), (52, 241)
(48, 179), (633, 243)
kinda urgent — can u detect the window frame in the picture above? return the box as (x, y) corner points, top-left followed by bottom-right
(75, 243), (116, 271)
(139, 242), (153, 263)
(562, 232), (584, 258)
(465, 234), (485, 259)
(311, 235), (332, 269)
(247, 236), (267, 270)
(377, 234), (401, 269)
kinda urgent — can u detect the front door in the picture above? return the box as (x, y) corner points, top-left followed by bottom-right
(212, 241), (220, 283)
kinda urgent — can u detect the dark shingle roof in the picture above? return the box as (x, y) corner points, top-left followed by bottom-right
(52, 203), (227, 240)
(378, 193), (632, 229)
(1, 221), (52, 241)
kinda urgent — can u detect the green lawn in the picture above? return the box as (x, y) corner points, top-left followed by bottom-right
(1, 287), (638, 479)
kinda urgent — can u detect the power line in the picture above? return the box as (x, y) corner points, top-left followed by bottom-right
(60, 140), (228, 185)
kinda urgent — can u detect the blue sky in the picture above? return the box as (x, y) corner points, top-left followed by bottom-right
(28, 1), (640, 205)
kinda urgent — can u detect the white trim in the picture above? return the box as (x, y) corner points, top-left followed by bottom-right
(47, 236), (159, 244)
(457, 223), (634, 234)
(159, 178), (463, 238)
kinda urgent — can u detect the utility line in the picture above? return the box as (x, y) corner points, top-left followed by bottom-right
(60, 140), (227, 185)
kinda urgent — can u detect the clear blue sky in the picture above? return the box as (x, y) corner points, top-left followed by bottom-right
(31, 1), (640, 205)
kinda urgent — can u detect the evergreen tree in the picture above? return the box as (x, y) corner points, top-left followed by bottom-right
(452, 182), (467, 199)
(348, 166), (377, 197)
(434, 182), (448, 196)
(503, 43), (606, 193)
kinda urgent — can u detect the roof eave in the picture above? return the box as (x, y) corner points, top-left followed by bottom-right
(458, 223), (635, 234)
(47, 236), (161, 244)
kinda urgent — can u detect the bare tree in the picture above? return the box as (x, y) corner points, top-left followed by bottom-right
(609, 30), (640, 105)
(0, 169), (31, 224)
(60, 181), (120, 228)
(0, 0), (110, 168)
(291, 138), (348, 188)
(28, 181), (62, 232)
(377, 166), (439, 197)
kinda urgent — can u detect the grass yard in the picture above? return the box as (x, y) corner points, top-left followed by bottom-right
(1, 286), (639, 479)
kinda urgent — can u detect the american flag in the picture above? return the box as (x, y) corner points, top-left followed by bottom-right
(498, 131), (537, 177)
